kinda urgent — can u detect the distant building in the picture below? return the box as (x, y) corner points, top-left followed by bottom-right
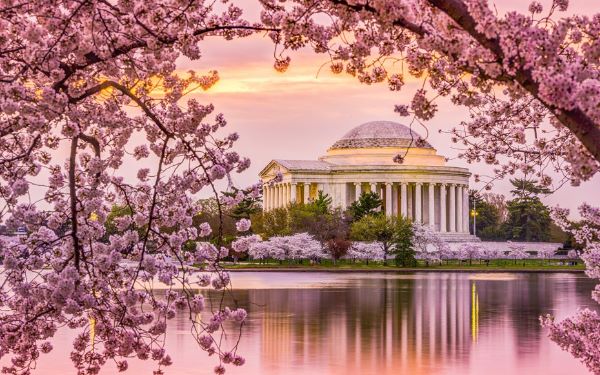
(259, 121), (477, 241)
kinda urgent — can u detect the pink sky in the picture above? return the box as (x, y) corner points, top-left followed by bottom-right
(173, 0), (600, 216)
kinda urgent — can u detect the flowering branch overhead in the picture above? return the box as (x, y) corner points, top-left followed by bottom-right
(260, 0), (600, 186)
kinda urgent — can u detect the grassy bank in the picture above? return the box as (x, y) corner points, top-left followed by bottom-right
(224, 259), (586, 272)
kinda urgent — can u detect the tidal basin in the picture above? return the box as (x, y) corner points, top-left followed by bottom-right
(32, 272), (597, 375)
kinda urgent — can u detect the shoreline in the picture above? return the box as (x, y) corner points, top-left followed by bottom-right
(224, 267), (585, 273)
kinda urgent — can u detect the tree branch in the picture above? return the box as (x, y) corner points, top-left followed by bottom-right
(328, 0), (600, 163)
(53, 24), (278, 92)
(69, 136), (81, 271)
(426, 0), (600, 163)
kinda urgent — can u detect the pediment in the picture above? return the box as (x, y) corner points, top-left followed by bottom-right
(259, 160), (288, 178)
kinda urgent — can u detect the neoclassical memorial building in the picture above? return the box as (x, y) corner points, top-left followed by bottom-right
(259, 121), (477, 241)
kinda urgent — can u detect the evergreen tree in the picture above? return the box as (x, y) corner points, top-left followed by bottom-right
(312, 190), (333, 214)
(502, 179), (552, 242)
(347, 191), (383, 221)
(223, 187), (262, 220)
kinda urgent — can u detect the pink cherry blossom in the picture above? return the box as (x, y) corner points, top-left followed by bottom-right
(0, 1), (273, 373)
(235, 218), (251, 232)
(541, 204), (600, 372)
(345, 242), (385, 262)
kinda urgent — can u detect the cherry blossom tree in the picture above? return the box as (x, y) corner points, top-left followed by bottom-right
(0, 1), (273, 373)
(439, 245), (458, 263)
(507, 244), (530, 264)
(537, 247), (556, 261)
(345, 242), (386, 263)
(248, 239), (279, 261)
(477, 246), (499, 265)
(248, 233), (326, 262)
(456, 243), (484, 265)
(231, 234), (262, 254)
(412, 223), (448, 265)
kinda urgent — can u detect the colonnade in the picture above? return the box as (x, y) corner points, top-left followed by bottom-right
(263, 181), (470, 234)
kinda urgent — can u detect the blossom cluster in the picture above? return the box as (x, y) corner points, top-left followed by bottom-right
(248, 233), (327, 261)
(0, 1), (270, 373)
(541, 204), (600, 372)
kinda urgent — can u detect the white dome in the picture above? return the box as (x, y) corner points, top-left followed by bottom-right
(330, 121), (432, 149)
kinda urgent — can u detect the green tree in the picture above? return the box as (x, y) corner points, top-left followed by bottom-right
(510, 178), (552, 198)
(502, 179), (552, 242)
(250, 207), (290, 239)
(350, 215), (413, 265)
(347, 191), (382, 221)
(391, 216), (415, 267)
(312, 190), (332, 214)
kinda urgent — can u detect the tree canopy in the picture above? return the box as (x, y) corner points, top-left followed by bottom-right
(347, 192), (383, 221)
(502, 179), (553, 242)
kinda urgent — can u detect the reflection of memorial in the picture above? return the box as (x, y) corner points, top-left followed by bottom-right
(261, 311), (292, 365)
(188, 272), (593, 375)
(247, 275), (479, 373)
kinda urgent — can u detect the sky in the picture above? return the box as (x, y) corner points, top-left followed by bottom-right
(171, 0), (600, 217)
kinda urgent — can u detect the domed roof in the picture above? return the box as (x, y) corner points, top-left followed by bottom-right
(329, 121), (432, 150)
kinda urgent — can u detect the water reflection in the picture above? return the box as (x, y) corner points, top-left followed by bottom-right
(32, 272), (597, 374)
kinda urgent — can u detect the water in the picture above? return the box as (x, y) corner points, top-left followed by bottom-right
(32, 272), (597, 374)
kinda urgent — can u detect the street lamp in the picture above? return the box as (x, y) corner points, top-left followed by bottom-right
(470, 200), (479, 236)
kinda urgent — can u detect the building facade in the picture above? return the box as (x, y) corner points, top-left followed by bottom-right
(259, 121), (477, 241)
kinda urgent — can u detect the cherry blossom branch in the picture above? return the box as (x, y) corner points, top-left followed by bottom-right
(426, 0), (600, 162)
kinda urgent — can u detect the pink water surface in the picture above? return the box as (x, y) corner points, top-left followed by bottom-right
(29, 272), (596, 374)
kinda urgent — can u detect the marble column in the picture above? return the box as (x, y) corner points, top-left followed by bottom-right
(415, 182), (423, 223)
(407, 184), (413, 219)
(270, 185), (276, 210)
(449, 184), (456, 232)
(340, 183), (347, 209)
(264, 185), (269, 211)
(392, 183), (399, 217)
(428, 183), (435, 229)
(440, 183), (447, 232)
(400, 182), (408, 218)
(271, 185), (276, 209)
(354, 182), (361, 201)
(290, 183), (297, 204)
(304, 183), (310, 204)
(370, 182), (377, 195)
(456, 185), (463, 233)
(385, 183), (393, 217)
(463, 185), (470, 233)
